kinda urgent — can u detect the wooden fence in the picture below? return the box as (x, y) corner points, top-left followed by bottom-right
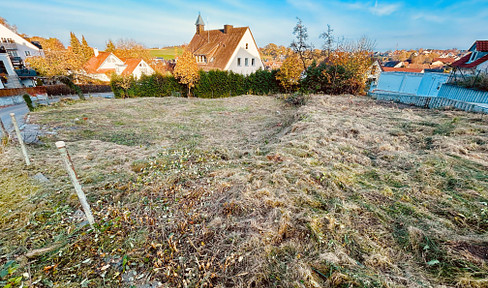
(0, 86), (47, 98)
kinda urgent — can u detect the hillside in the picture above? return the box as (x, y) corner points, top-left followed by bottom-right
(149, 46), (184, 60)
(1, 95), (487, 287)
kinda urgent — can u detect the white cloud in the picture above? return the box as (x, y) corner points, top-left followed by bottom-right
(370, 1), (401, 16)
(411, 13), (445, 23)
(346, 1), (401, 16)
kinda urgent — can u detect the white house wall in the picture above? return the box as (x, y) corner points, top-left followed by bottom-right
(0, 54), (17, 76)
(87, 73), (110, 82)
(131, 60), (155, 79)
(477, 61), (488, 74)
(0, 23), (43, 61)
(99, 54), (125, 70)
(225, 29), (263, 75)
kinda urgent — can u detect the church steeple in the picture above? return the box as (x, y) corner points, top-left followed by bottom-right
(195, 13), (205, 34)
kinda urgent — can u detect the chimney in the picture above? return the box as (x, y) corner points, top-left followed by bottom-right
(224, 25), (233, 34)
(93, 47), (99, 57)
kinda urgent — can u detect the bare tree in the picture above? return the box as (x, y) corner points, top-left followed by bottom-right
(290, 18), (313, 69)
(320, 24), (334, 60)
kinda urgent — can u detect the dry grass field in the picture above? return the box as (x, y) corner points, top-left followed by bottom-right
(1, 95), (487, 287)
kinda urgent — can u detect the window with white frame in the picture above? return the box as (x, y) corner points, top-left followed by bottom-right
(251, 58), (255, 66)
(25, 51), (31, 56)
(245, 58), (249, 66)
(237, 58), (241, 66)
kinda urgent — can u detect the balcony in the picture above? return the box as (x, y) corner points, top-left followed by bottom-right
(15, 68), (37, 78)
(0, 42), (18, 51)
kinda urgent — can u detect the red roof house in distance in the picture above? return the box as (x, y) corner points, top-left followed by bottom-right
(382, 67), (425, 73)
(187, 14), (264, 75)
(83, 49), (154, 82)
(452, 40), (488, 75)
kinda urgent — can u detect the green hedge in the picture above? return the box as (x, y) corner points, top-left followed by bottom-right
(110, 69), (282, 99)
(111, 74), (184, 98)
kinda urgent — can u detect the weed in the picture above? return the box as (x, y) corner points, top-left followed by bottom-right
(1, 95), (487, 287)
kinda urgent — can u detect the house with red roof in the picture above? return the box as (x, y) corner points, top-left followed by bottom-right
(187, 14), (264, 75)
(451, 40), (488, 76)
(382, 67), (425, 73)
(83, 49), (154, 82)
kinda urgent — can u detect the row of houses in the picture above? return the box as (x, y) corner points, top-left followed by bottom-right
(369, 40), (488, 101)
(0, 14), (265, 91)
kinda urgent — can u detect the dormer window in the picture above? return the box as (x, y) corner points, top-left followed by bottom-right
(196, 55), (207, 63)
(469, 52), (478, 63)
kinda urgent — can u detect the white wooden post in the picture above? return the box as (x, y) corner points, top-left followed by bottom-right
(10, 113), (30, 165)
(55, 141), (95, 227)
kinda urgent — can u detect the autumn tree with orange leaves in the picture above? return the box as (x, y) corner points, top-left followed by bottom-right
(173, 50), (200, 97)
(25, 37), (84, 77)
(276, 53), (303, 92)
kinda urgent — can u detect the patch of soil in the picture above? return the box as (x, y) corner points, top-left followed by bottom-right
(453, 242), (488, 261)
(374, 100), (419, 110)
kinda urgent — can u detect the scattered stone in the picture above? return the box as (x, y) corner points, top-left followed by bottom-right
(33, 173), (50, 183)
(122, 270), (137, 282)
(72, 210), (87, 223)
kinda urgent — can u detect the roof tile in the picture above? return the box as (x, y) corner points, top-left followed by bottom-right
(382, 67), (424, 73)
(476, 40), (488, 52)
(83, 52), (112, 74)
(188, 27), (248, 70)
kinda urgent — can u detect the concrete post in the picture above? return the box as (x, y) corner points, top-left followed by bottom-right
(10, 113), (30, 165)
(55, 141), (95, 227)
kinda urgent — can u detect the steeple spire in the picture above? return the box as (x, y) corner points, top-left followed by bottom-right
(195, 13), (205, 26)
(195, 13), (205, 34)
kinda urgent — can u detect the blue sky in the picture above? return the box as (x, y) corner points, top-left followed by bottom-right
(3, 0), (488, 51)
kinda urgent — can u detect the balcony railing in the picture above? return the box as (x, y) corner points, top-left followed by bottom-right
(15, 69), (37, 77)
(0, 42), (18, 50)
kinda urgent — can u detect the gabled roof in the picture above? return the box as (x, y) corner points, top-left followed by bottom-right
(121, 58), (142, 75)
(83, 52), (112, 73)
(188, 27), (248, 71)
(432, 57), (456, 64)
(451, 52), (488, 68)
(383, 61), (401, 68)
(382, 67), (424, 73)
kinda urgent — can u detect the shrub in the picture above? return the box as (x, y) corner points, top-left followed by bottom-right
(23, 94), (35, 111)
(278, 92), (310, 106)
(449, 74), (488, 92)
(111, 73), (184, 99)
(194, 70), (247, 98)
(246, 69), (282, 95)
(301, 62), (364, 95)
(109, 69), (282, 99)
(59, 77), (85, 100)
(45, 84), (112, 96)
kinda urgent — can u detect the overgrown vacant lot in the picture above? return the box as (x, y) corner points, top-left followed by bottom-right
(1, 95), (487, 287)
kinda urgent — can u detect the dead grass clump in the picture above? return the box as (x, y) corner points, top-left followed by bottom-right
(2, 95), (488, 287)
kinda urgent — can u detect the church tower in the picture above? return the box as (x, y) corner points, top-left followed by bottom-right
(195, 14), (205, 34)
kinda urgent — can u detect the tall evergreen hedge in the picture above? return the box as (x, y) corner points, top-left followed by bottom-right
(110, 69), (282, 99)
